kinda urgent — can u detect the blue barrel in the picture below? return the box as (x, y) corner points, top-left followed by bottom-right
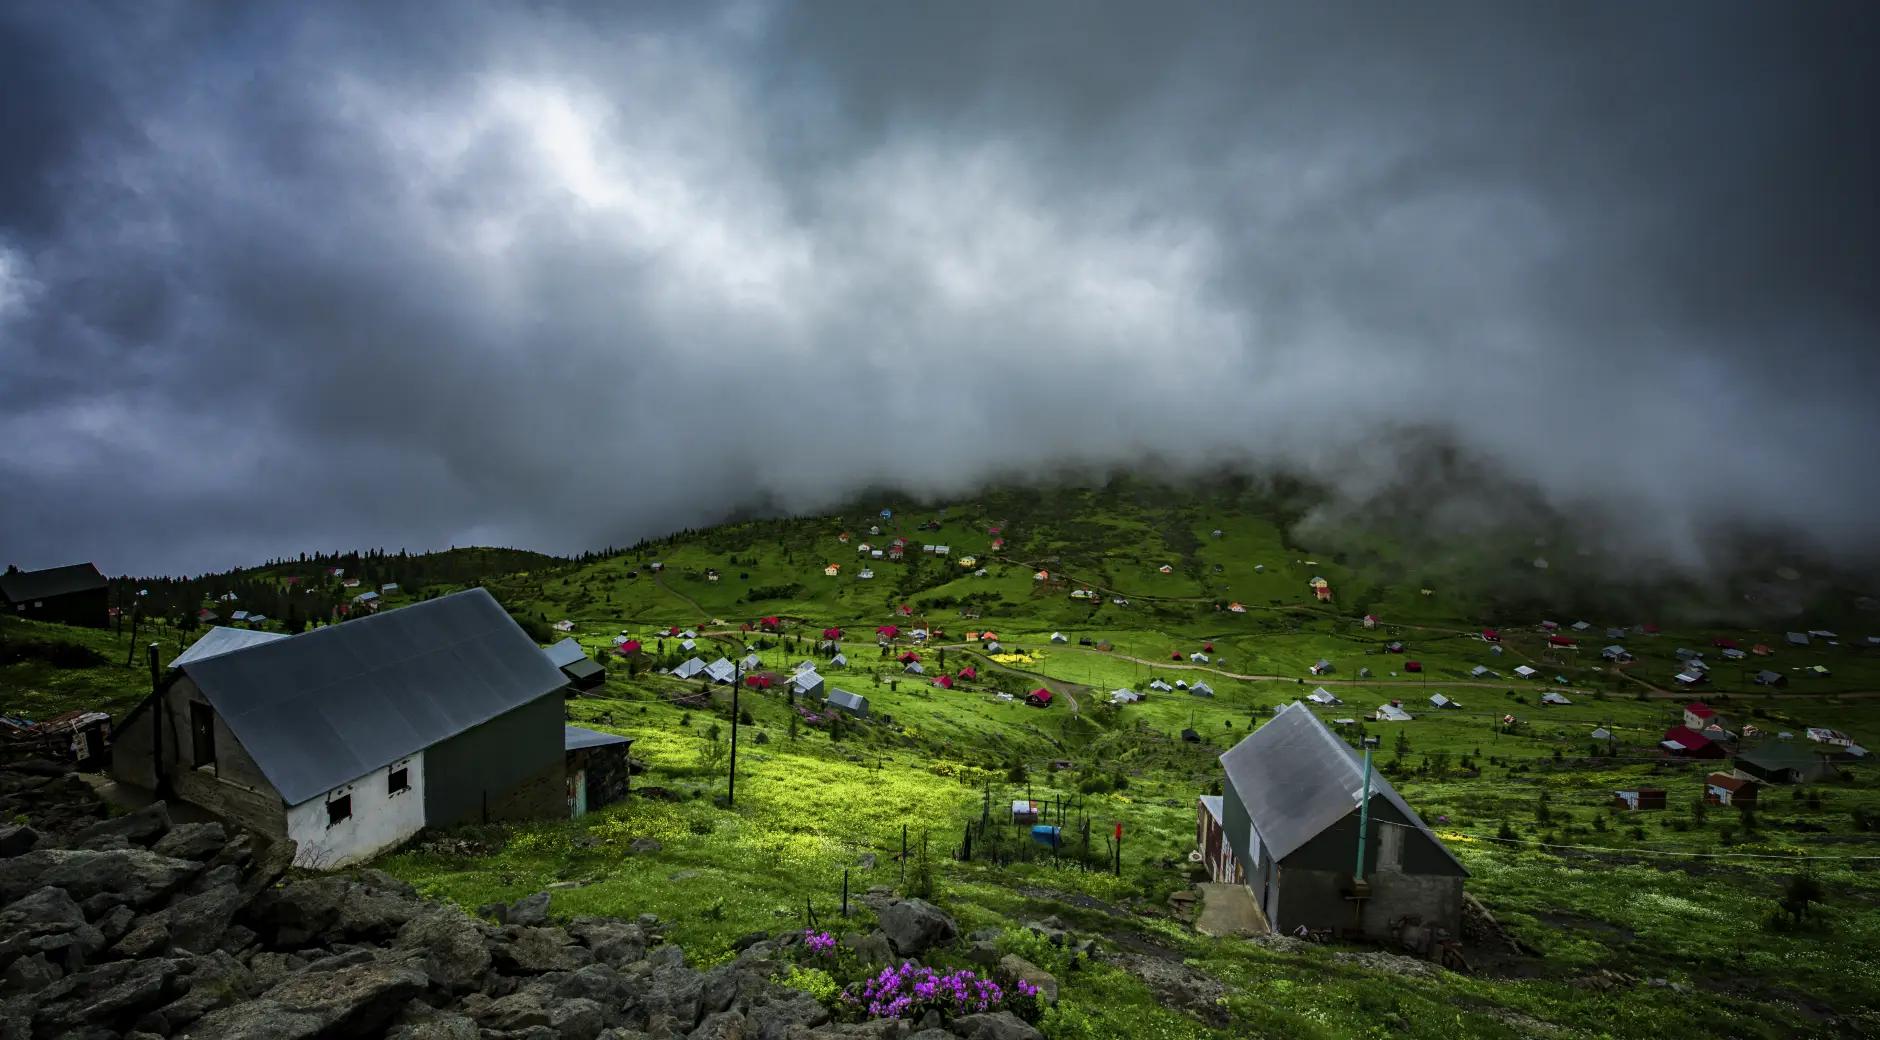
(1030, 824), (1061, 848)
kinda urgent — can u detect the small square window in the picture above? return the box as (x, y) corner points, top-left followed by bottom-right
(388, 767), (409, 795)
(326, 795), (352, 827)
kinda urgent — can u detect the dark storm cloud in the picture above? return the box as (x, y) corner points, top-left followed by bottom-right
(1, 1), (1876, 576)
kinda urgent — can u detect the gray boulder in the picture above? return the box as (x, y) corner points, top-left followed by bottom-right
(386, 1009), (480, 1040)
(166, 881), (246, 954)
(396, 907), (492, 991)
(509, 891), (553, 927)
(493, 927), (594, 974)
(152, 822), (228, 862)
(947, 1011), (1044, 1040)
(877, 899), (957, 957)
(0, 848), (198, 910)
(0, 824), (39, 858)
(0, 885), (104, 971)
(551, 995), (606, 1040)
(66, 802), (172, 850)
(997, 955), (1057, 1005)
(190, 958), (428, 1040)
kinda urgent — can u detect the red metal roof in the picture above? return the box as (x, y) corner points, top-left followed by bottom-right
(1685, 702), (1716, 718)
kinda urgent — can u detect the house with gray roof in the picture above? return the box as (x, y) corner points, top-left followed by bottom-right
(1601, 645), (1631, 661)
(1307, 687), (1341, 705)
(1787, 632), (1811, 647)
(0, 562), (110, 627)
(1189, 681), (1215, 697)
(672, 657), (708, 680)
(543, 637), (604, 690)
(169, 626), (289, 670)
(830, 653), (848, 668)
(792, 671), (826, 699)
(109, 588), (569, 869)
(1149, 679), (1173, 692)
(705, 657), (737, 685)
(824, 689), (868, 717)
(1205, 702), (1466, 938)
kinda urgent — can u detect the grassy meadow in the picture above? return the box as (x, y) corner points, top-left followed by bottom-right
(6, 482), (1880, 1037)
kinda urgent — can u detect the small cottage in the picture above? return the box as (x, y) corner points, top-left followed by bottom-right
(563, 726), (633, 817)
(1207, 703), (1466, 938)
(110, 589), (568, 869)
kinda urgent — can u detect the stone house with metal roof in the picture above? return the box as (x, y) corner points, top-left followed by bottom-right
(109, 588), (569, 868)
(1203, 702), (1467, 939)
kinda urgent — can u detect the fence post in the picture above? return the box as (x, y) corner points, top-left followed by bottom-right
(842, 869), (850, 917)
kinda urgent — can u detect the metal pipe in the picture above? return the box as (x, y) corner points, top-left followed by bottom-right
(1355, 748), (1373, 877)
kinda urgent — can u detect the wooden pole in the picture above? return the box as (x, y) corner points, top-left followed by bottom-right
(728, 661), (740, 807)
(842, 868), (850, 917)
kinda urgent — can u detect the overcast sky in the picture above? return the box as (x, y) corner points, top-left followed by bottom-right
(2, 2), (1876, 577)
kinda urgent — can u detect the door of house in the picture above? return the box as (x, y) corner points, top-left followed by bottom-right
(568, 769), (587, 818)
(189, 702), (216, 768)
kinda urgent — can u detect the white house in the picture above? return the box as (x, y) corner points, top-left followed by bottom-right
(109, 589), (568, 869)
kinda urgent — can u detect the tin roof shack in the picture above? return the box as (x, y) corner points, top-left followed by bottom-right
(1705, 773), (1758, 807)
(1, 709), (112, 771)
(1, 563), (110, 627)
(1197, 794), (1243, 886)
(544, 637), (605, 690)
(824, 689), (869, 717)
(1734, 743), (1838, 785)
(1613, 788), (1667, 811)
(1216, 702), (1467, 940)
(564, 726), (633, 818)
(108, 588), (569, 869)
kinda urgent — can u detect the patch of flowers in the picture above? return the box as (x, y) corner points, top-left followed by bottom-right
(842, 961), (1039, 1022)
(803, 929), (837, 956)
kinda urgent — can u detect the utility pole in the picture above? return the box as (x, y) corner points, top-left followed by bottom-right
(1354, 747), (1373, 876)
(728, 659), (740, 807)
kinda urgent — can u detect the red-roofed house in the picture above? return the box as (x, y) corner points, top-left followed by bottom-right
(933, 674), (954, 690)
(897, 604), (913, 616)
(1481, 628), (1500, 642)
(1683, 703), (1717, 729)
(1705, 773), (1758, 807)
(1547, 635), (1576, 647)
(1712, 638), (1739, 650)
(1203, 642), (1214, 653)
(876, 624), (899, 639)
(1171, 652), (1182, 661)
(616, 640), (642, 656)
(1661, 726), (1724, 759)
(898, 651), (920, 664)
(760, 616), (782, 632)
(1405, 661), (1422, 673)
(1026, 688), (1054, 707)
(959, 666), (977, 680)
(744, 674), (774, 689)
(822, 627), (843, 640)
(1643, 623), (1661, 634)
(1752, 643), (1772, 656)
(1362, 614), (1379, 629)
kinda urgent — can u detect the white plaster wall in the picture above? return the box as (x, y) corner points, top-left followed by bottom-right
(285, 752), (426, 869)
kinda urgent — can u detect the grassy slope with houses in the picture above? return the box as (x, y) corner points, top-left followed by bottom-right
(6, 481), (1880, 1038)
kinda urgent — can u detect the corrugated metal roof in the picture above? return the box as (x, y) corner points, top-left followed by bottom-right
(825, 689), (868, 714)
(169, 626), (290, 669)
(180, 588), (567, 805)
(1219, 702), (1465, 873)
(564, 725), (632, 751)
(543, 637), (588, 669)
(0, 563), (108, 602)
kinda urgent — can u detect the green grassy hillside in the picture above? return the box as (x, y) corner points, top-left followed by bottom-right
(9, 482), (1879, 1039)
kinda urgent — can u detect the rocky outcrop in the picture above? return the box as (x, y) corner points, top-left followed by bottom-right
(0, 765), (1031, 1040)
(877, 898), (958, 957)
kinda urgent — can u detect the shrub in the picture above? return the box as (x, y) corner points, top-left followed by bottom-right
(783, 966), (839, 1005)
(841, 963), (1038, 1022)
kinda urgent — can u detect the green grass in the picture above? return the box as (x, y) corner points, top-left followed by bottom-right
(13, 481), (1880, 1039)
